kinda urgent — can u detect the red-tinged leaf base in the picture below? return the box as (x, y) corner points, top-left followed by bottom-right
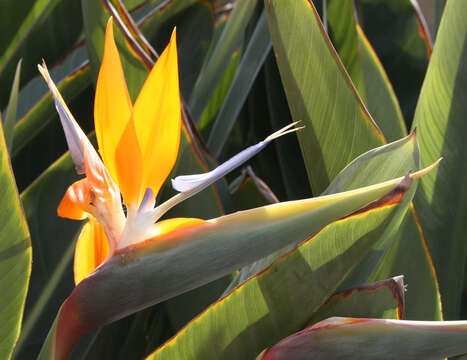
(38, 296), (91, 360)
(260, 317), (467, 360)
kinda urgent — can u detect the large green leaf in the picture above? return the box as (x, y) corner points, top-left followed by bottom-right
(411, 0), (467, 319)
(354, 0), (431, 124)
(39, 169), (427, 358)
(148, 194), (407, 359)
(267, 0), (442, 321)
(266, 0), (385, 195)
(13, 153), (80, 360)
(322, 136), (419, 292)
(309, 276), (406, 325)
(0, 111), (32, 358)
(260, 317), (467, 359)
(189, 0), (257, 122)
(315, 132), (440, 321)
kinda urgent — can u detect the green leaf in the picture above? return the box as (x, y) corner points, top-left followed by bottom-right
(322, 135), (420, 291)
(356, 26), (407, 141)
(319, 132), (441, 320)
(267, 0), (441, 321)
(0, 116), (32, 358)
(203, 14), (228, 64)
(3, 59), (21, 152)
(39, 170), (425, 358)
(189, 0), (257, 122)
(13, 153), (80, 360)
(354, 0), (432, 123)
(266, 0), (385, 195)
(260, 317), (467, 359)
(368, 207), (442, 320)
(309, 276), (405, 325)
(321, 133), (418, 195)
(326, 0), (407, 141)
(148, 195), (407, 359)
(263, 54), (311, 200)
(198, 51), (239, 136)
(411, 0), (467, 319)
(207, 9), (272, 157)
(434, 0), (446, 37)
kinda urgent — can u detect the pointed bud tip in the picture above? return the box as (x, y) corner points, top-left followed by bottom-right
(410, 158), (443, 179)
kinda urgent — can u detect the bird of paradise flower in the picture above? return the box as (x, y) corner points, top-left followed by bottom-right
(36, 17), (438, 360)
(38, 17), (302, 285)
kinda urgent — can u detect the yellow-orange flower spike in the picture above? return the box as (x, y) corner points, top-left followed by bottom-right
(94, 17), (133, 193)
(115, 116), (143, 208)
(133, 29), (181, 199)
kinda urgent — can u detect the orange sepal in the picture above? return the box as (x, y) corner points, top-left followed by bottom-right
(115, 117), (143, 207)
(58, 179), (91, 220)
(74, 218), (110, 285)
(133, 29), (181, 198)
(94, 17), (132, 185)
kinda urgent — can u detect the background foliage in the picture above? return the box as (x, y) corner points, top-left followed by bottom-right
(1, 0), (467, 359)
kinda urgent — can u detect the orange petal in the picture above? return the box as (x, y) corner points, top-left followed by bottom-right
(115, 117), (143, 207)
(133, 29), (181, 198)
(74, 218), (110, 285)
(58, 179), (91, 220)
(94, 17), (132, 185)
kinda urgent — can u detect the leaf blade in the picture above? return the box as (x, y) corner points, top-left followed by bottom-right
(260, 317), (467, 359)
(0, 114), (32, 359)
(411, 0), (467, 319)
